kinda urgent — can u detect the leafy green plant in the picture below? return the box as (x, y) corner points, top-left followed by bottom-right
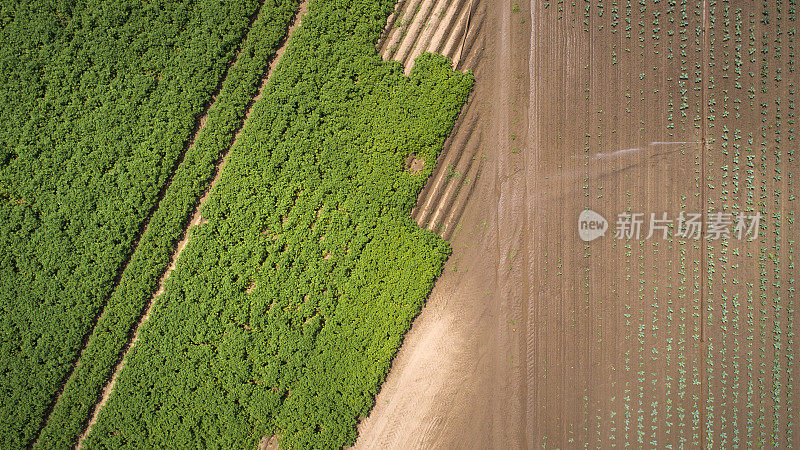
(0, 0), (282, 446)
(32, 2), (300, 448)
(81, 1), (472, 448)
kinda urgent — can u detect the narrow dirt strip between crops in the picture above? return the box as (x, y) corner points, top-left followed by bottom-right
(699, 0), (709, 446)
(28, 3), (270, 447)
(74, 2), (308, 448)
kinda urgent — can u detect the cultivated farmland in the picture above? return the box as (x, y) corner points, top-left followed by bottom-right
(78, 0), (472, 448)
(358, 0), (797, 448)
(1, 0), (796, 448)
(0, 0), (298, 446)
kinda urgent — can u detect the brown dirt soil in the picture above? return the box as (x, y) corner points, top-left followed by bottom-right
(406, 154), (426, 175)
(359, 0), (796, 448)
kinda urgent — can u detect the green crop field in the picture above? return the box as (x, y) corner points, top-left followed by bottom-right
(0, 0), (291, 446)
(32, 1), (301, 447)
(0, 0), (471, 448)
(82, 0), (472, 446)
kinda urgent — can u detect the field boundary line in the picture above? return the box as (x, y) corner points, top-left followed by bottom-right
(74, 0), (308, 447)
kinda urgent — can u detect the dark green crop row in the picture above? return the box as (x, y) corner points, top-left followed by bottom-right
(0, 0), (306, 448)
(33, 1), (300, 448)
(82, 0), (473, 448)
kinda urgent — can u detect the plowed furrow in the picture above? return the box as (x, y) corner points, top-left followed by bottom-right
(412, 117), (476, 226)
(425, 128), (481, 233)
(410, 104), (470, 220)
(440, 138), (484, 240)
(430, 0), (469, 56)
(439, 3), (471, 61)
(395, 0), (437, 72)
(380, 0), (426, 60)
(455, 2), (483, 69)
(379, 0), (410, 54)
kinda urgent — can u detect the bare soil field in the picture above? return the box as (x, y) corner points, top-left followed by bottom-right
(358, 0), (796, 448)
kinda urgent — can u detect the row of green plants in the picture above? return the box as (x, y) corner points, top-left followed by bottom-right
(33, 1), (300, 448)
(0, 0), (271, 446)
(82, 0), (472, 448)
(539, 0), (793, 447)
(702, 1), (795, 447)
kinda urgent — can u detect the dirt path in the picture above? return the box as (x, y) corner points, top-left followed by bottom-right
(74, 2), (309, 448)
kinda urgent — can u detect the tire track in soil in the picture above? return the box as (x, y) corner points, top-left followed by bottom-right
(75, 1), (309, 448)
(525, 2), (538, 445)
(491, 2), (528, 446)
